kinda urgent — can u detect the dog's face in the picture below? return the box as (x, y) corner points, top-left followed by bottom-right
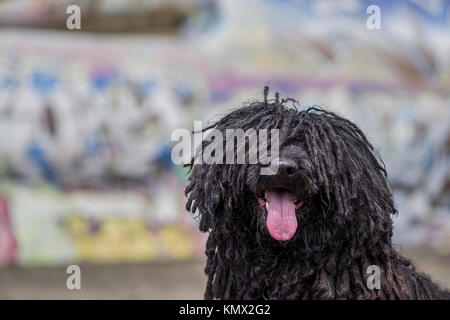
(249, 144), (317, 241)
(186, 100), (395, 247)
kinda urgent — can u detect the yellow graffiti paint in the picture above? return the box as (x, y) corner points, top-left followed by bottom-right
(64, 215), (195, 263)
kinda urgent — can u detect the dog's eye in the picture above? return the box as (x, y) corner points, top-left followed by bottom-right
(280, 145), (305, 158)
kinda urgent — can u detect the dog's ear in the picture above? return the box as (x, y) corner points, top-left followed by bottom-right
(185, 161), (226, 232)
(302, 108), (396, 220)
(184, 112), (250, 232)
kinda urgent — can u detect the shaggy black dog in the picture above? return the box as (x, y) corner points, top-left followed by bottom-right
(185, 88), (450, 300)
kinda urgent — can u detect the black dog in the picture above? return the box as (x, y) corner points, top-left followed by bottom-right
(185, 88), (449, 299)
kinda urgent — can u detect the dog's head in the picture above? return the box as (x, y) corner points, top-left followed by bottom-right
(185, 91), (396, 248)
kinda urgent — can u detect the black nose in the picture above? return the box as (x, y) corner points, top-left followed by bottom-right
(278, 158), (298, 177)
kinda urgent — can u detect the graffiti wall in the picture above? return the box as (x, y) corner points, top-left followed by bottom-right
(0, 0), (449, 266)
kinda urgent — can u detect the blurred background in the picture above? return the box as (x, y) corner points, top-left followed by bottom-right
(0, 0), (449, 299)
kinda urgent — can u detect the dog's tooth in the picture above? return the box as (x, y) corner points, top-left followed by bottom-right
(265, 202), (269, 211)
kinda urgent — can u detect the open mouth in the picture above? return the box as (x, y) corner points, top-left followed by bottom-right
(256, 188), (303, 241)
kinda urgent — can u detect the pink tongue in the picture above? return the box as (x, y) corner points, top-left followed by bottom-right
(266, 191), (298, 241)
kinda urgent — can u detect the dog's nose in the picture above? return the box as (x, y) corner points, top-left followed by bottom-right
(278, 158), (298, 177)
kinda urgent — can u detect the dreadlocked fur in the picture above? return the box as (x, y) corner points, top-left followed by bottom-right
(185, 88), (450, 300)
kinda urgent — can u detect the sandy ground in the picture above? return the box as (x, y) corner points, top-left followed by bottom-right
(0, 246), (449, 299)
